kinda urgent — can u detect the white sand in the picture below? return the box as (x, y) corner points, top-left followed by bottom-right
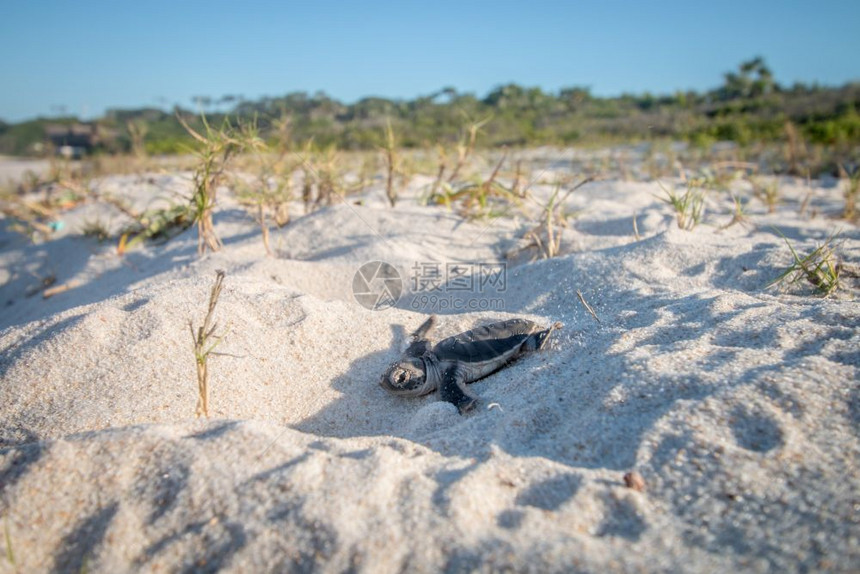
(1, 154), (859, 572)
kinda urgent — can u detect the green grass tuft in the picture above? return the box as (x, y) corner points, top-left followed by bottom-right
(657, 179), (705, 230)
(768, 229), (842, 297)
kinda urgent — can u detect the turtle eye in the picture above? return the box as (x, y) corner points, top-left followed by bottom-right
(396, 371), (408, 385)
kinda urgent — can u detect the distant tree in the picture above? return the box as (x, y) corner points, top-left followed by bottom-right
(192, 95), (213, 110)
(351, 97), (397, 120)
(482, 84), (553, 112)
(637, 92), (656, 111)
(5, 58), (860, 157)
(559, 86), (591, 110)
(217, 94), (237, 105)
(483, 84), (525, 108)
(437, 86), (458, 102)
(719, 57), (777, 100)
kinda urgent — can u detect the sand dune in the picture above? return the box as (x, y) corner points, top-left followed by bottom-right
(1, 155), (858, 572)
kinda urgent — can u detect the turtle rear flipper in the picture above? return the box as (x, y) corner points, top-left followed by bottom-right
(439, 364), (477, 414)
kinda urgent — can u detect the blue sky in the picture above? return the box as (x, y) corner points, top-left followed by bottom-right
(1, 0), (858, 122)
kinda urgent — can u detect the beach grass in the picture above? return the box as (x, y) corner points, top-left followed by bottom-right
(178, 113), (264, 255)
(190, 270), (228, 418)
(751, 177), (781, 214)
(658, 179), (705, 230)
(768, 229), (842, 297)
(382, 120), (400, 208)
(839, 164), (859, 221)
(512, 176), (592, 260)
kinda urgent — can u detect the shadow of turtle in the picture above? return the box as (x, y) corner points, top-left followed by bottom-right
(292, 323), (435, 438)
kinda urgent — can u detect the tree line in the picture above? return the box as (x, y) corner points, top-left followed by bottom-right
(1, 58), (858, 158)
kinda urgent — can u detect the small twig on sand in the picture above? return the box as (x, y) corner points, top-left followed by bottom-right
(576, 290), (600, 323)
(42, 280), (80, 299)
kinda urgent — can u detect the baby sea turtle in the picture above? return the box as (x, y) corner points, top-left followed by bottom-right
(381, 315), (562, 414)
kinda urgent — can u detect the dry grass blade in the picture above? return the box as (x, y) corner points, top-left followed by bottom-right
(716, 193), (752, 232)
(382, 120), (399, 207)
(178, 112), (264, 255)
(175, 113), (209, 144)
(0, 198), (57, 238)
(294, 139), (348, 213)
(543, 185), (561, 257)
(510, 176), (593, 261)
(838, 164), (859, 221)
(429, 150), (519, 220)
(783, 120), (808, 175)
(316, 145), (344, 208)
(447, 115), (492, 183)
(425, 115), (492, 204)
(258, 203), (272, 256)
(750, 177), (780, 214)
(511, 159), (525, 197)
(3, 515), (14, 567)
(298, 138), (317, 213)
(429, 146), (448, 199)
(233, 135), (298, 256)
(126, 120), (149, 159)
(190, 270), (228, 418)
(458, 150), (509, 218)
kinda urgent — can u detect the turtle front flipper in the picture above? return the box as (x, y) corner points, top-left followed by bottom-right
(524, 321), (563, 352)
(439, 364), (477, 414)
(404, 315), (437, 358)
(411, 315), (437, 340)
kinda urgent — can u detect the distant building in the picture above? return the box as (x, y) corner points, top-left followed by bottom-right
(44, 123), (116, 158)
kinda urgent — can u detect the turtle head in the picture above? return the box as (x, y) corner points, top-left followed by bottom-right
(380, 357), (432, 396)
